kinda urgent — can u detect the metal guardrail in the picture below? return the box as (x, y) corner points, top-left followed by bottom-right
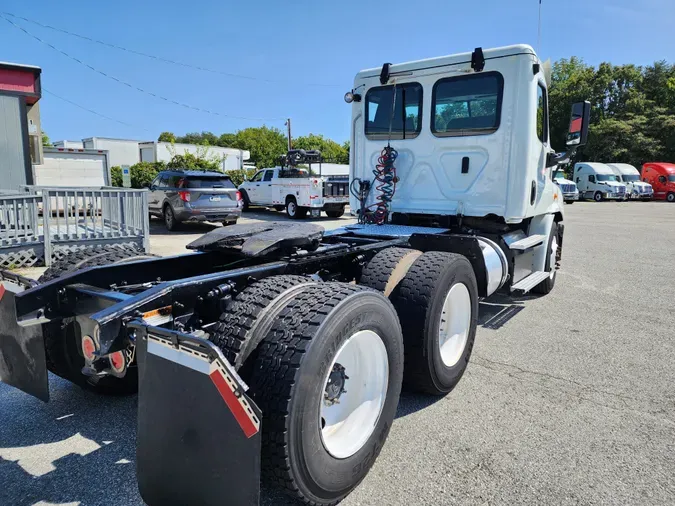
(0, 186), (149, 268)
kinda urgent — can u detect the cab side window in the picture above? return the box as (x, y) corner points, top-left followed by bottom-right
(589, 175), (595, 183)
(536, 84), (548, 144)
(263, 171), (274, 182)
(250, 171), (264, 183)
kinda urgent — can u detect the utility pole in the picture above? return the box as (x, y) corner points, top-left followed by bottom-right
(285, 118), (292, 151)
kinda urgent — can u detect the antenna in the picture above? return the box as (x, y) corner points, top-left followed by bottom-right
(537, 0), (542, 54)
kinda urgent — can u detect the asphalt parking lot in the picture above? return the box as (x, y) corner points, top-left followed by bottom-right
(1, 202), (674, 506)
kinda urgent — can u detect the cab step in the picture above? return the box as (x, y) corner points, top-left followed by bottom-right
(510, 271), (550, 294)
(508, 234), (546, 251)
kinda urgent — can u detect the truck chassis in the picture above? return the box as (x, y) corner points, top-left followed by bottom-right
(0, 218), (561, 505)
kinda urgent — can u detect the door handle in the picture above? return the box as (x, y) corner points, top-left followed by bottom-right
(461, 157), (470, 174)
(268, 184), (272, 186)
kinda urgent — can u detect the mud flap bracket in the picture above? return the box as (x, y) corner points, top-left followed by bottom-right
(132, 322), (262, 506)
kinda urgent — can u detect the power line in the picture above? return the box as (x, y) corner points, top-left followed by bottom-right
(1, 14), (287, 123)
(43, 87), (149, 131)
(1, 11), (341, 88)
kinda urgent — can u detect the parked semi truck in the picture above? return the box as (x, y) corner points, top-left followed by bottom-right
(554, 172), (580, 203)
(574, 162), (627, 201)
(0, 44), (590, 506)
(238, 150), (349, 218)
(641, 162), (675, 202)
(606, 163), (653, 200)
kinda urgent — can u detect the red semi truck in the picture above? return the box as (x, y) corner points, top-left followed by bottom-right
(642, 162), (675, 202)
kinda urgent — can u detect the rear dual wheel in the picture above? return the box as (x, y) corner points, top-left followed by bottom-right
(212, 279), (403, 505)
(361, 249), (478, 396)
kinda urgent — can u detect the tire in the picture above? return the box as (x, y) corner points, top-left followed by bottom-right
(209, 275), (316, 373)
(392, 251), (478, 396)
(286, 198), (307, 219)
(359, 247), (422, 297)
(39, 245), (151, 283)
(667, 192), (675, 203)
(325, 207), (345, 219)
(40, 247), (156, 394)
(221, 219), (237, 226)
(594, 191), (603, 202)
(250, 283), (404, 505)
(566, 200), (574, 204)
(240, 190), (251, 211)
(532, 222), (559, 295)
(163, 205), (179, 231)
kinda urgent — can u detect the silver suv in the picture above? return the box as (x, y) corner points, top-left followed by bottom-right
(148, 170), (243, 231)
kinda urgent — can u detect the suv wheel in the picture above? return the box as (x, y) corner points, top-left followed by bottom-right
(164, 205), (179, 231)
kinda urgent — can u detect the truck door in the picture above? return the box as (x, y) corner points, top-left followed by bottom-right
(149, 174), (167, 212)
(245, 171), (264, 204)
(257, 170), (275, 203)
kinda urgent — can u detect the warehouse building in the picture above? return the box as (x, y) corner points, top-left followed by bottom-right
(53, 137), (251, 172)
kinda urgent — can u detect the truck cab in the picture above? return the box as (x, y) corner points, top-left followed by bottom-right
(573, 162), (627, 202)
(606, 163), (653, 200)
(641, 162), (675, 202)
(348, 44), (564, 225)
(553, 172), (580, 203)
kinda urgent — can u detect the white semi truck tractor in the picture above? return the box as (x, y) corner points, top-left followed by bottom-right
(0, 44), (589, 506)
(607, 162), (654, 200)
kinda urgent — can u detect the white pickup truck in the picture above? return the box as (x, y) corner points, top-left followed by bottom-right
(238, 151), (349, 219)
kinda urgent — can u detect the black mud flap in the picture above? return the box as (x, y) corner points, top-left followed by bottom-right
(132, 322), (262, 506)
(0, 280), (49, 402)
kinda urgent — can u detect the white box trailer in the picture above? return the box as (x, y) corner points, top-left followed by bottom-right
(139, 141), (250, 172)
(53, 140), (84, 149)
(34, 147), (110, 187)
(83, 137), (140, 168)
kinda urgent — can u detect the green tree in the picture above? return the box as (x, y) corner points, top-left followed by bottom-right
(175, 131), (219, 145)
(111, 161), (167, 188)
(548, 56), (675, 168)
(166, 151), (221, 171)
(42, 132), (51, 147)
(294, 133), (349, 164)
(158, 131), (176, 143)
(228, 126), (288, 168)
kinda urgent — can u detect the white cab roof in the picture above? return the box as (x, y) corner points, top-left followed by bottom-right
(355, 44), (537, 80)
(606, 163), (639, 175)
(575, 162), (616, 175)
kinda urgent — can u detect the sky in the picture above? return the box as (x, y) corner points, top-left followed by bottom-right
(1, 0), (673, 145)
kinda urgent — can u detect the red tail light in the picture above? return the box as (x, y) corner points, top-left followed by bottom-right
(236, 191), (242, 201)
(178, 191), (190, 202)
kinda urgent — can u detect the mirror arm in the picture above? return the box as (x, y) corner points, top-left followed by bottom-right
(547, 145), (579, 168)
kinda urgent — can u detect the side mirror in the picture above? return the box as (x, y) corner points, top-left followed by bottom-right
(148, 184), (156, 191)
(566, 101), (591, 147)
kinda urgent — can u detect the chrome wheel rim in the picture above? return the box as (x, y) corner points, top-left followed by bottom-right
(549, 235), (558, 280)
(438, 283), (472, 367)
(320, 330), (388, 459)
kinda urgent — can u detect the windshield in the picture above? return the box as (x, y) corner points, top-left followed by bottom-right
(596, 174), (621, 182)
(622, 174), (640, 182)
